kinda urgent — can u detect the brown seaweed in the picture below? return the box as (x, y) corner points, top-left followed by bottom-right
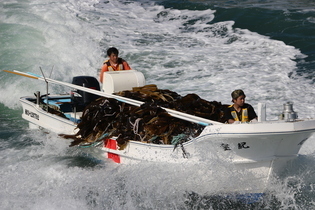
(61, 85), (227, 148)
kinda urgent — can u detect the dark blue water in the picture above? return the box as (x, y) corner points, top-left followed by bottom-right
(158, 0), (315, 81)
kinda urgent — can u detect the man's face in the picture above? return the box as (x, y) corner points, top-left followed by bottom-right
(234, 95), (245, 107)
(109, 53), (118, 63)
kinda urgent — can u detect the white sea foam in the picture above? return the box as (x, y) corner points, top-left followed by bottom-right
(0, 130), (269, 209)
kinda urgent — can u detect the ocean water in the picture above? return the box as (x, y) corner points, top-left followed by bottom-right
(1, 0), (315, 209)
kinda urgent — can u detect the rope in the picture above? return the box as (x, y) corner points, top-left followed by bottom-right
(171, 134), (187, 145)
(148, 136), (158, 142)
(172, 134), (189, 158)
(130, 118), (146, 142)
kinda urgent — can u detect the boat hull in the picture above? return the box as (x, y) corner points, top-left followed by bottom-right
(19, 95), (315, 194)
(20, 95), (315, 166)
(91, 120), (315, 164)
(20, 96), (77, 135)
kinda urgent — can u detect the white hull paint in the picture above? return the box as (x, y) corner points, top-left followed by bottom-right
(20, 96), (77, 135)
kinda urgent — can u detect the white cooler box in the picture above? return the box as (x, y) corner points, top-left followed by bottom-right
(102, 70), (146, 94)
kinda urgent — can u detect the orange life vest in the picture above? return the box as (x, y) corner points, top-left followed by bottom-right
(104, 58), (124, 71)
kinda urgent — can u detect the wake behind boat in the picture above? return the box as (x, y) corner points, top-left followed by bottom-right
(3, 69), (315, 196)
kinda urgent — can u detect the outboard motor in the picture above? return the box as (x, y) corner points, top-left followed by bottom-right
(71, 76), (100, 111)
(281, 102), (298, 122)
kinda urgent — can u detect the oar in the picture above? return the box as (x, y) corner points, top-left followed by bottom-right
(3, 70), (223, 126)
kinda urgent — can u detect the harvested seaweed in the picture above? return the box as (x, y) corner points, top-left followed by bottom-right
(61, 85), (227, 148)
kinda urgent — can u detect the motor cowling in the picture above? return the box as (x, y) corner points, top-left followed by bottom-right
(71, 76), (100, 111)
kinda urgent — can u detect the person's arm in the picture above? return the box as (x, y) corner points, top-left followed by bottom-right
(122, 60), (131, 70)
(228, 119), (235, 124)
(99, 64), (108, 83)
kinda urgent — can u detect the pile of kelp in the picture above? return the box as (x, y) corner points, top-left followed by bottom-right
(62, 85), (227, 148)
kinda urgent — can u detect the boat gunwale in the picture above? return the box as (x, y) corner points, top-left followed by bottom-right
(19, 95), (315, 149)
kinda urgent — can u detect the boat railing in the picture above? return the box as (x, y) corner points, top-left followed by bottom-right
(255, 102), (315, 121)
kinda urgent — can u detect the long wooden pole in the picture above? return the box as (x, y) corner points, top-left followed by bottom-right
(3, 70), (223, 126)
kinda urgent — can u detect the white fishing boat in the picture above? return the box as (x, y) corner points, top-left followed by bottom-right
(4, 69), (315, 197)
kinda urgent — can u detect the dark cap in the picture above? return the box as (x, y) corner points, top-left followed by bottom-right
(231, 89), (245, 100)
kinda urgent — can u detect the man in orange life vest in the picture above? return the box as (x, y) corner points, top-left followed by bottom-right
(99, 47), (131, 83)
(225, 89), (257, 124)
